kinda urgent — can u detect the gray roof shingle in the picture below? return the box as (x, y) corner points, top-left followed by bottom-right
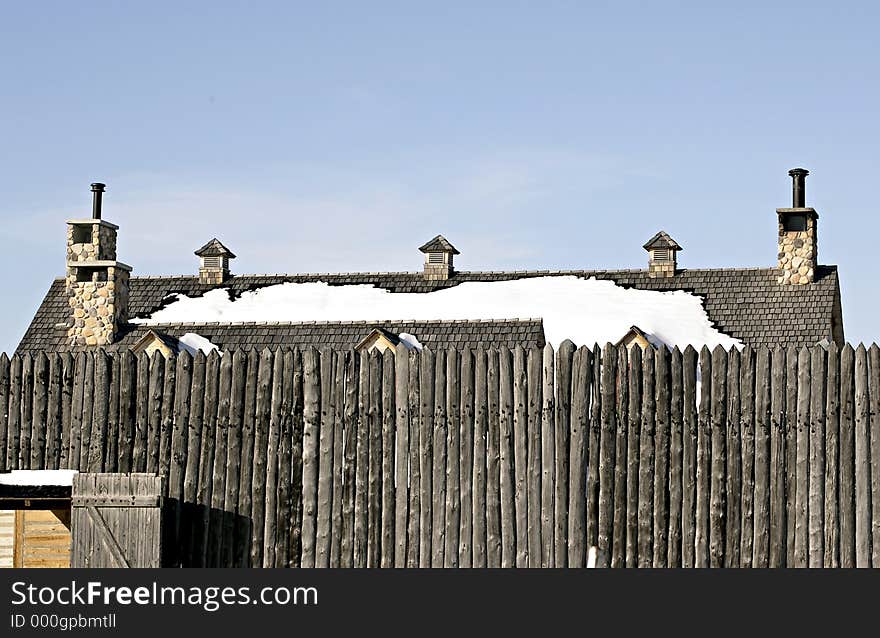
(15, 265), (842, 353)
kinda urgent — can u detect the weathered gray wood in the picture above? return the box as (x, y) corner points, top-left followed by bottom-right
(354, 350), (370, 567)
(330, 351), (346, 567)
(824, 343), (840, 568)
(418, 348), (435, 567)
(668, 347), (683, 568)
(440, 348), (461, 567)
(695, 346), (711, 567)
(653, 346), (670, 568)
(103, 353), (120, 472)
(498, 347), (515, 568)
(526, 346), (543, 567)
(6, 355), (22, 470)
(195, 351), (219, 567)
(838, 344), (856, 567)
(30, 353), (49, 470)
(182, 351), (205, 567)
(222, 350), (245, 567)
(597, 343), (616, 568)
(627, 345), (643, 568)
(486, 350), (503, 567)
(157, 353), (177, 478)
(472, 348), (488, 568)
(784, 345), (798, 566)
(568, 347), (591, 568)
(249, 348), (274, 567)
(792, 347), (810, 567)
(869, 344), (880, 568)
(612, 346), (628, 568)
(854, 344), (871, 567)
(236, 349), (259, 567)
(540, 344), (555, 567)
(444, 349), (463, 567)
(381, 348), (396, 568)
(768, 346), (786, 568)
(513, 346), (530, 568)
(45, 354), (63, 469)
(59, 353), (75, 469)
(433, 350), (449, 567)
(289, 349), (305, 567)
(144, 351), (164, 474)
(708, 346), (726, 568)
(393, 345), (410, 567)
(169, 350), (192, 566)
(0, 354), (9, 471)
(587, 344), (602, 556)
(342, 350), (359, 568)
(300, 348), (321, 568)
(208, 351), (232, 567)
(65, 353), (86, 470)
(638, 346), (655, 568)
(555, 340), (575, 567)
(725, 348), (742, 568)
(458, 349), (473, 567)
(77, 353), (94, 471)
(115, 351), (135, 474)
(316, 349), (336, 567)
(263, 350), (285, 567)
(367, 351), (382, 568)
(19, 354), (33, 468)
(739, 347), (756, 567)
(407, 350), (421, 567)
(753, 347), (771, 567)
(808, 346), (826, 567)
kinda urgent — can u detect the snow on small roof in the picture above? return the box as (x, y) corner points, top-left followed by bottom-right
(194, 238), (236, 258)
(418, 235), (460, 254)
(177, 332), (221, 355)
(643, 231), (682, 251)
(0, 470), (77, 486)
(132, 276), (741, 350)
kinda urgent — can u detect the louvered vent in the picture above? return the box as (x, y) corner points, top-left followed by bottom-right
(428, 252), (444, 264)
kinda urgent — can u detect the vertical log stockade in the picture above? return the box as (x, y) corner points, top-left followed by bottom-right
(1, 342), (879, 568)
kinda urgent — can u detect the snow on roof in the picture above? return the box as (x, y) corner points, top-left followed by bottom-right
(177, 332), (222, 355)
(133, 276), (741, 350)
(0, 470), (77, 486)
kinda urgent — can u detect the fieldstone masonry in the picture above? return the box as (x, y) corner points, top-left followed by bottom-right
(777, 208), (817, 285)
(66, 267), (130, 346)
(65, 218), (131, 346)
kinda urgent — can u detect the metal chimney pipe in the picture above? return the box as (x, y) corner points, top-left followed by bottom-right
(788, 168), (808, 208)
(90, 182), (106, 220)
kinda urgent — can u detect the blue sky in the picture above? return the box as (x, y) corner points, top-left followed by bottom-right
(1, 1), (878, 352)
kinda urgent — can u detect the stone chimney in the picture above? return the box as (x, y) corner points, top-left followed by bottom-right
(643, 231), (682, 278)
(66, 183), (131, 346)
(777, 168), (818, 285)
(195, 238), (235, 284)
(419, 235), (459, 281)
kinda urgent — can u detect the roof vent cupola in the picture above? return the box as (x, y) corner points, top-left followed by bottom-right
(419, 235), (459, 281)
(777, 168), (818, 285)
(195, 238), (235, 285)
(643, 231), (681, 278)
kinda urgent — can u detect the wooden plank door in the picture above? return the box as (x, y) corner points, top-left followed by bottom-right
(71, 473), (165, 568)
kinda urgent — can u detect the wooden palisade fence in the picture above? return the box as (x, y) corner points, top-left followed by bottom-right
(0, 342), (879, 568)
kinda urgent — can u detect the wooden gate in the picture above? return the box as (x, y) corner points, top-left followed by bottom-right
(71, 473), (165, 568)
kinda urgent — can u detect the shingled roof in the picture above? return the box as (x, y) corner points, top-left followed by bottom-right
(16, 266), (842, 353)
(194, 238), (236, 258)
(643, 231), (682, 251)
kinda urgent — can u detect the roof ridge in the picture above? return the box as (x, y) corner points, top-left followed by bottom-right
(129, 318), (545, 328)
